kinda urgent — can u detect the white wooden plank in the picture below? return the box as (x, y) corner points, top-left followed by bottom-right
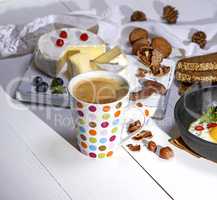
(123, 119), (217, 200)
(0, 118), (70, 200)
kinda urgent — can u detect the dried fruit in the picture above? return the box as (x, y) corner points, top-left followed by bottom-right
(132, 130), (153, 140)
(127, 120), (141, 133)
(162, 5), (178, 24)
(80, 33), (89, 41)
(131, 10), (147, 22)
(127, 144), (141, 151)
(56, 39), (64, 47)
(159, 146), (174, 159)
(147, 141), (157, 152)
(191, 31), (207, 48)
(59, 30), (68, 39)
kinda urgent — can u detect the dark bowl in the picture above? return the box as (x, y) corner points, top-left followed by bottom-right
(174, 85), (217, 162)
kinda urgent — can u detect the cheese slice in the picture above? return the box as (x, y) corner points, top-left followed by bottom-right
(67, 45), (106, 60)
(68, 53), (93, 75)
(60, 45), (106, 78)
(93, 47), (122, 64)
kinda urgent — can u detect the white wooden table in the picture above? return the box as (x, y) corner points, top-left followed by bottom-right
(0, 88), (171, 200)
(1, 0), (217, 199)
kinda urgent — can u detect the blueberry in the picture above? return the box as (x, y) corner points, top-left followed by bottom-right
(51, 77), (64, 87)
(35, 81), (49, 93)
(33, 76), (43, 86)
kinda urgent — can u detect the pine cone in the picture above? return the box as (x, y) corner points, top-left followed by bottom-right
(191, 31), (207, 48)
(131, 10), (147, 21)
(162, 5), (178, 24)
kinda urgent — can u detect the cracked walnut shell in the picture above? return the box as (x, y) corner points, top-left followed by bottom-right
(191, 31), (207, 48)
(131, 10), (147, 21)
(162, 5), (178, 24)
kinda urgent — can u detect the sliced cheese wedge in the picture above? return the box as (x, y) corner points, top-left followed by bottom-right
(93, 47), (122, 64)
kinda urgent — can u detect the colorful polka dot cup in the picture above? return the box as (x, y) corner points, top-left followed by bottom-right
(68, 71), (143, 159)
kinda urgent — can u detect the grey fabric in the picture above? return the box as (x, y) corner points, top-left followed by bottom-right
(155, 82), (181, 138)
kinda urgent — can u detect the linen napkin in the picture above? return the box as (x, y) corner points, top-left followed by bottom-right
(101, 6), (217, 57)
(1, 6), (217, 58)
(0, 10), (117, 58)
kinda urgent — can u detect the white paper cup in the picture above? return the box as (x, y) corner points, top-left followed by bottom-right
(68, 71), (133, 158)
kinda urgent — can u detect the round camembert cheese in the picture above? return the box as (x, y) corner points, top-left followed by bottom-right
(34, 28), (106, 77)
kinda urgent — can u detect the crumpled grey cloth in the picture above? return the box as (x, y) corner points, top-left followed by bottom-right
(0, 14), (99, 58)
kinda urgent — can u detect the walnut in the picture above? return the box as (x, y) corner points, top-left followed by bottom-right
(127, 120), (142, 133)
(130, 80), (166, 101)
(192, 31), (207, 48)
(143, 80), (167, 95)
(151, 37), (172, 58)
(140, 87), (156, 98)
(132, 130), (153, 140)
(159, 146), (174, 159)
(127, 144), (141, 151)
(140, 130), (153, 139)
(151, 49), (164, 67)
(147, 141), (157, 152)
(136, 68), (149, 78)
(151, 65), (170, 77)
(131, 10), (147, 21)
(129, 28), (149, 45)
(137, 47), (163, 68)
(162, 5), (178, 24)
(136, 45), (153, 65)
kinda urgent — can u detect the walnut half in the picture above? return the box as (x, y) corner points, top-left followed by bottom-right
(132, 130), (153, 140)
(127, 144), (141, 152)
(127, 120), (142, 133)
(159, 146), (174, 160)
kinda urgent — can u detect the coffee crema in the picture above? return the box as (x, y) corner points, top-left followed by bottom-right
(73, 77), (129, 104)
